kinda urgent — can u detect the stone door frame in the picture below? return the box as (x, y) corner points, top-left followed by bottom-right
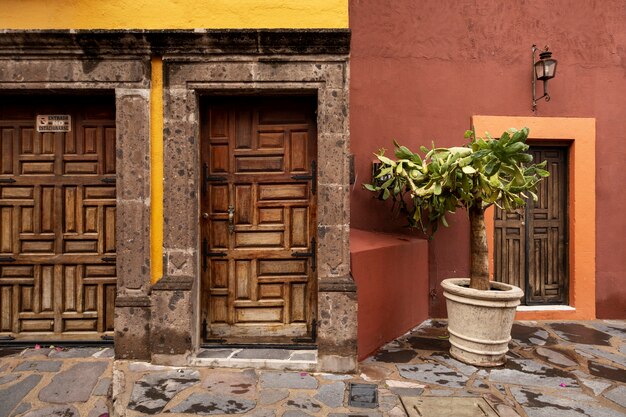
(0, 33), (153, 359)
(0, 30), (356, 372)
(159, 47), (357, 372)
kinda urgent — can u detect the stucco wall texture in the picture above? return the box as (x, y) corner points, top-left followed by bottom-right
(349, 0), (626, 318)
(0, 0), (348, 29)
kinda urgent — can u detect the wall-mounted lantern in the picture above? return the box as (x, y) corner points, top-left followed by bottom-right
(532, 45), (557, 112)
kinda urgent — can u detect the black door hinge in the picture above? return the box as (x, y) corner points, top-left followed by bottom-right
(202, 163), (227, 196)
(202, 238), (226, 272)
(291, 160), (317, 194)
(0, 178), (16, 183)
(291, 237), (316, 272)
(100, 177), (116, 184)
(0, 256), (16, 262)
(101, 257), (116, 263)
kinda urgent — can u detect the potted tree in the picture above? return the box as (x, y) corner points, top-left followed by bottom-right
(364, 127), (548, 366)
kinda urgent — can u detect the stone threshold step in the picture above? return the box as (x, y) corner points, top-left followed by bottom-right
(190, 347), (317, 371)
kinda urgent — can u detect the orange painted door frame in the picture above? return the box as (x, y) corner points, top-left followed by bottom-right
(473, 115), (596, 320)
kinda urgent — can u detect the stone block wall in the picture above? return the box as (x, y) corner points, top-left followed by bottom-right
(0, 30), (357, 372)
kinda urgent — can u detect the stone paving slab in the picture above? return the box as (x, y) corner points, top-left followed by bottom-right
(1, 320), (625, 417)
(605, 385), (626, 409)
(233, 349), (292, 360)
(549, 322), (613, 346)
(511, 386), (625, 417)
(48, 347), (104, 358)
(535, 347), (579, 368)
(591, 322), (626, 338)
(260, 371), (319, 389)
(20, 349), (52, 358)
(259, 389), (289, 405)
(574, 370), (613, 395)
(127, 369), (200, 414)
(575, 345), (626, 367)
(201, 368), (257, 398)
(511, 323), (551, 346)
(93, 377), (112, 396)
(168, 392), (257, 414)
(196, 348), (236, 359)
(0, 346), (112, 417)
(13, 360), (62, 372)
(314, 381), (346, 407)
(588, 361), (626, 383)
(284, 393), (323, 413)
(488, 358), (579, 389)
(0, 374), (42, 417)
(39, 362), (109, 403)
(397, 362), (470, 388)
(20, 404), (80, 417)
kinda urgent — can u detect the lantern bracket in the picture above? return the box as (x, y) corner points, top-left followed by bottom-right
(532, 44), (557, 112)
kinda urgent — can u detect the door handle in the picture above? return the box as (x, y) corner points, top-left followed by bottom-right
(228, 205), (235, 234)
(202, 212), (209, 220)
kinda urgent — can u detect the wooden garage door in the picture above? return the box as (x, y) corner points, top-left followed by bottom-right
(0, 96), (116, 339)
(201, 96), (317, 342)
(494, 147), (568, 305)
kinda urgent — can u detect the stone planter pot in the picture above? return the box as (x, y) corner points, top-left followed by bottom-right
(441, 278), (523, 366)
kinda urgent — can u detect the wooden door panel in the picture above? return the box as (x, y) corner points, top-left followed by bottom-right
(290, 131), (309, 172)
(0, 96), (116, 338)
(494, 147), (567, 305)
(494, 208), (525, 291)
(526, 148), (567, 304)
(201, 97), (316, 340)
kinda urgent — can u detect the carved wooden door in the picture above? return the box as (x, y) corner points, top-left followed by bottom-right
(495, 147), (568, 305)
(201, 96), (317, 342)
(0, 96), (116, 339)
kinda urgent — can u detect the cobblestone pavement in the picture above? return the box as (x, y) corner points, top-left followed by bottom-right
(0, 346), (112, 417)
(1, 320), (625, 416)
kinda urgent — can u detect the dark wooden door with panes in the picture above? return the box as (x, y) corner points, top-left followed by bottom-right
(0, 96), (116, 339)
(200, 96), (317, 343)
(495, 147), (568, 305)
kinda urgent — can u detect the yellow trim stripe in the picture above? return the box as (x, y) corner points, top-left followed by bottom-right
(150, 56), (164, 284)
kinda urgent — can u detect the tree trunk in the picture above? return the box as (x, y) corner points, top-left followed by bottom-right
(469, 205), (490, 290)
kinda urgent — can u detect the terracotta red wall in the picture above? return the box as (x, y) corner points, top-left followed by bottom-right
(349, 0), (626, 318)
(351, 229), (429, 359)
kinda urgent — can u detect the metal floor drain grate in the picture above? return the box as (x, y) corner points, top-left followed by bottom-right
(348, 383), (378, 408)
(401, 396), (499, 417)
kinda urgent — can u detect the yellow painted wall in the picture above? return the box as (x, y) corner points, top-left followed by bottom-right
(0, 0), (348, 29)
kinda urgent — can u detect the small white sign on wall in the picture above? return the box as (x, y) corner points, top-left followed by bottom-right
(36, 115), (71, 132)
